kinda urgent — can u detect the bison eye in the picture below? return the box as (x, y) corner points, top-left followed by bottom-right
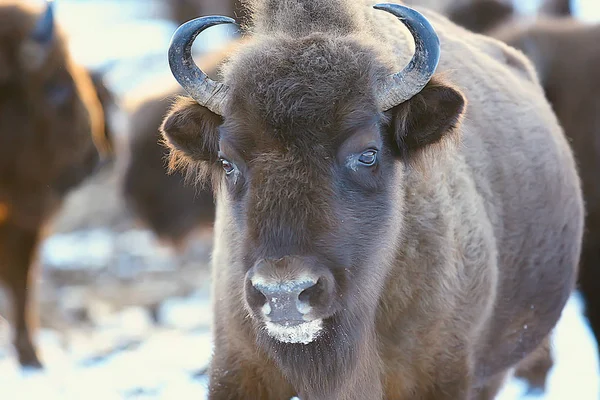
(220, 158), (235, 175)
(358, 150), (378, 166)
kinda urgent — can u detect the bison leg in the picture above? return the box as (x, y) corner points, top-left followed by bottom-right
(0, 221), (41, 368)
(578, 239), (600, 360)
(470, 371), (509, 400)
(513, 335), (553, 394)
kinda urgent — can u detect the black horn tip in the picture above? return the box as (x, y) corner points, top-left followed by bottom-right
(32, 0), (55, 44)
(168, 15), (237, 68)
(170, 15), (237, 47)
(168, 15), (236, 115)
(373, 3), (440, 75)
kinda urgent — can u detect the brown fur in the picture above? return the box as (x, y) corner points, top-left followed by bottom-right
(540, 0), (572, 17)
(89, 71), (116, 154)
(418, 0), (572, 35)
(0, 1), (110, 368)
(122, 91), (215, 247)
(121, 39), (247, 247)
(514, 336), (553, 393)
(494, 16), (600, 380)
(446, 0), (514, 34)
(161, 1), (583, 398)
(434, 1), (577, 392)
(166, 0), (248, 25)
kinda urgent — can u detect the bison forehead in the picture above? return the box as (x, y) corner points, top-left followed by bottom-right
(246, 148), (337, 250)
(224, 34), (387, 135)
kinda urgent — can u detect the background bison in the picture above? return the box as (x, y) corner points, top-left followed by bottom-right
(161, 1), (583, 397)
(439, 0), (572, 35)
(121, 89), (215, 249)
(166, 0), (247, 25)
(120, 38), (245, 248)
(0, 1), (111, 368)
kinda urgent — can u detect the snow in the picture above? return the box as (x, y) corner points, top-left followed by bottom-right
(497, 293), (600, 399)
(264, 319), (324, 344)
(0, 306), (213, 399)
(0, 292), (598, 399)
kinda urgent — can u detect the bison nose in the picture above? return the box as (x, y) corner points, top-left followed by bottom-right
(245, 257), (334, 324)
(251, 278), (318, 324)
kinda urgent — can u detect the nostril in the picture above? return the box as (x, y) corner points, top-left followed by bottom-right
(298, 278), (325, 308)
(246, 279), (268, 310)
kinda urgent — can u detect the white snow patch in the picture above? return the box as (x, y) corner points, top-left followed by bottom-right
(251, 275), (317, 292)
(41, 229), (114, 270)
(574, 0), (600, 22)
(497, 293), (600, 399)
(157, 296), (212, 330)
(264, 319), (323, 344)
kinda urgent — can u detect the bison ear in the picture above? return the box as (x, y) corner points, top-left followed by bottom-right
(388, 79), (465, 159)
(160, 96), (223, 183)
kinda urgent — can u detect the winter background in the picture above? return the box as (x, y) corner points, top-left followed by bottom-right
(1, 0), (599, 399)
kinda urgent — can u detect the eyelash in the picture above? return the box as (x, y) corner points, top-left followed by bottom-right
(220, 158), (236, 175)
(357, 149), (378, 166)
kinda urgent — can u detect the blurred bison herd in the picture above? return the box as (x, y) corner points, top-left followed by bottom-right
(0, 0), (599, 397)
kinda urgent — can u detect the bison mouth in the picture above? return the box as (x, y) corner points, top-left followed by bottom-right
(263, 318), (324, 344)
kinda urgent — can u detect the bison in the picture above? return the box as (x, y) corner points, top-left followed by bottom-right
(161, 0), (583, 398)
(445, 0), (515, 34)
(493, 15), (600, 382)
(0, 0), (111, 368)
(539, 0), (572, 17)
(166, 0), (247, 26)
(121, 87), (215, 248)
(446, 2), (600, 391)
(120, 39), (246, 248)
(444, 0), (572, 35)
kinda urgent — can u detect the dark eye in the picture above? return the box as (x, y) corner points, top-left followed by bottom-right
(358, 150), (377, 166)
(220, 158), (235, 175)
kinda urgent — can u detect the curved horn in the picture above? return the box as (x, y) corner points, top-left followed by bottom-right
(31, 0), (55, 45)
(373, 4), (441, 111)
(168, 16), (236, 116)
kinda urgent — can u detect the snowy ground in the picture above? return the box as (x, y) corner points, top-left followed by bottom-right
(1, 0), (600, 399)
(0, 287), (598, 399)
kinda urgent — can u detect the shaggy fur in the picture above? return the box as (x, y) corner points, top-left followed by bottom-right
(0, 1), (110, 368)
(121, 39), (246, 247)
(161, 0), (583, 398)
(494, 17), (600, 387)
(122, 91), (215, 247)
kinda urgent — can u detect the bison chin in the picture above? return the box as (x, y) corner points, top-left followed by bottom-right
(254, 310), (371, 388)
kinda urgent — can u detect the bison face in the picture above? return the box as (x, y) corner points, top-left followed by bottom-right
(0, 1), (109, 202)
(162, 5), (465, 349)
(162, 56), (464, 348)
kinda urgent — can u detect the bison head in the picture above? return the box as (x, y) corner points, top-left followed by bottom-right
(0, 1), (109, 204)
(161, 4), (465, 350)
